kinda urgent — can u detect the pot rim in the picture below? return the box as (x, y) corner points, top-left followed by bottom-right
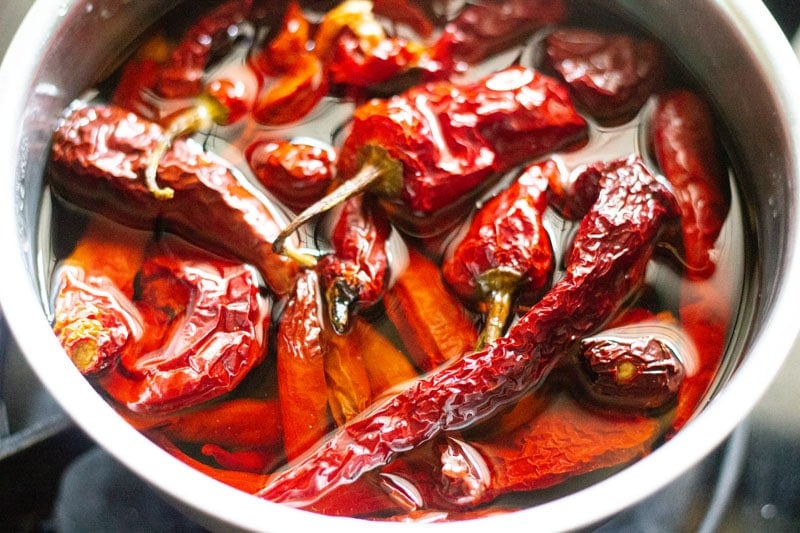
(1, 1), (800, 531)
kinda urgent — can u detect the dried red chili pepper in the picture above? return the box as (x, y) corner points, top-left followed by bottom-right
(389, 393), (660, 509)
(99, 235), (270, 414)
(249, 1), (328, 125)
(316, 196), (391, 334)
(135, 398), (284, 450)
(544, 28), (666, 123)
(246, 139), (336, 212)
(672, 277), (734, 432)
(111, 34), (171, 117)
(273, 65), (588, 247)
(651, 89), (730, 280)
(49, 104), (302, 296)
(51, 220), (148, 375)
(323, 325), (374, 426)
(155, 0), (255, 99)
(430, 0), (568, 70)
(578, 313), (688, 411)
(350, 318), (418, 397)
(442, 159), (555, 347)
(384, 248), (478, 371)
(276, 269), (332, 460)
(257, 155), (678, 505)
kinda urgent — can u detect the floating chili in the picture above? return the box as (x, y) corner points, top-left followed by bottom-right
(49, 104), (302, 296)
(579, 313), (688, 411)
(51, 220), (147, 375)
(442, 159), (555, 348)
(316, 195), (391, 334)
(249, 1), (329, 125)
(99, 235), (270, 414)
(272, 65), (588, 247)
(276, 269), (332, 460)
(651, 89), (730, 280)
(544, 28), (666, 123)
(431, 0), (568, 70)
(257, 155), (679, 505)
(384, 247), (477, 372)
(246, 138), (337, 212)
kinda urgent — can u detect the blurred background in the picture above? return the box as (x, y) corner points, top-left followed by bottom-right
(1, 1), (800, 531)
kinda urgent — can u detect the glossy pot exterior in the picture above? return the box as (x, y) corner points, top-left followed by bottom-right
(1, 1), (800, 531)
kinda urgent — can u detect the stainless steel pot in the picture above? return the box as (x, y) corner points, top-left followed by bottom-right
(1, 1), (800, 531)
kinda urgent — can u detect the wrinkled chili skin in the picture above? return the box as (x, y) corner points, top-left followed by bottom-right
(338, 66), (588, 217)
(652, 89), (730, 280)
(442, 159), (554, 307)
(432, 0), (568, 68)
(317, 196), (390, 319)
(544, 28), (666, 122)
(581, 332), (685, 410)
(257, 156), (678, 505)
(155, 0), (256, 99)
(49, 104), (298, 296)
(276, 269), (331, 460)
(246, 139), (336, 212)
(99, 239), (270, 414)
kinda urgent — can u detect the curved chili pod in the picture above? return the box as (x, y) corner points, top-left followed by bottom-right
(49, 104), (300, 296)
(257, 155), (679, 505)
(442, 160), (555, 347)
(429, 395), (660, 508)
(246, 139), (337, 212)
(384, 247), (478, 372)
(51, 220), (148, 375)
(273, 65), (588, 246)
(144, 398), (284, 449)
(651, 89), (730, 280)
(316, 195), (391, 334)
(276, 269), (331, 460)
(544, 28), (666, 123)
(99, 236), (270, 414)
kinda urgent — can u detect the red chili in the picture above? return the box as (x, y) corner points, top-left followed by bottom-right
(276, 269), (332, 460)
(155, 0), (255, 99)
(257, 155), (678, 505)
(544, 28), (666, 123)
(431, 0), (568, 69)
(52, 220), (148, 375)
(273, 65), (588, 247)
(316, 195), (391, 334)
(49, 104), (300, 296)
(442, 159), (555, 347)
(384, 247), (478, 372)
(579, 313), (687, 411)
(246, 138), (337, 212)
(651, 89), (730, 280)
(98, 235), (269, 414)
(250, 1), (328, 125)
(421, 394), (659, 509)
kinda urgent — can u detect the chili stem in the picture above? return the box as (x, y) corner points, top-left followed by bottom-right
(144, 94), (229, 200)
(476, 269), (521, 349)
(272, 145), (402, 254)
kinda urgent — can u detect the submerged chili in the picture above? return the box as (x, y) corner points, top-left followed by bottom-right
(273, 65), (588, 248)
(257, 155), (679, 505)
